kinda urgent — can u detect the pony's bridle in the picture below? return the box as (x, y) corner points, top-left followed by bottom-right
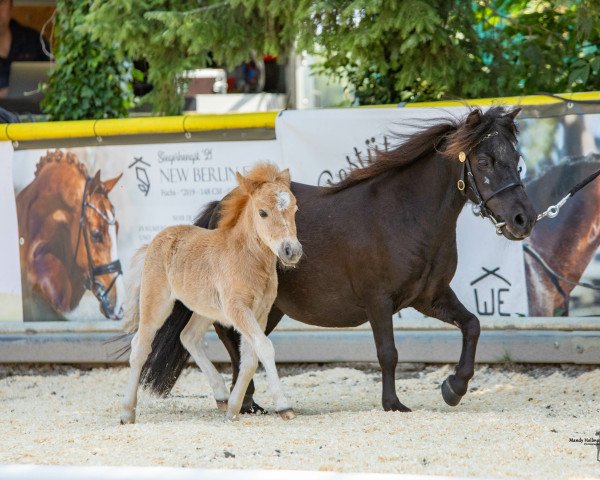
(457, 131), (524, 235)
(73, 177), (122, 318)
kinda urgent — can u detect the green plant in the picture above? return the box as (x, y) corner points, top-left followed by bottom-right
(41, 0), (135, 121)
(44, 0), (600, 116)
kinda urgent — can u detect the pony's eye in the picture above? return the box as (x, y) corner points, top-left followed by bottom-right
(259, 209), (268, 218)
(91, 229), (103, 243)
(477, 158), (489, 168)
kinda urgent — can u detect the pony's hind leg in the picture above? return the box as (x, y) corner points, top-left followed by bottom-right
(180, 314), (229, 411)
(120, 288), (174, 425)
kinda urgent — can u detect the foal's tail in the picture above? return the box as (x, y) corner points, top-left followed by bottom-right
(139, 201), (222, 397)
(121, 244), (149, 334)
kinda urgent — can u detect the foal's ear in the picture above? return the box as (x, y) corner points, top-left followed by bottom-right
(103, 173), (123, 193)
(236, 171), (258, 193)
(278, 168), (291, 186)
(505, 107), (522, 120)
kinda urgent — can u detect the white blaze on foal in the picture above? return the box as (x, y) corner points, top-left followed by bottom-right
(276, 191), (291, 211)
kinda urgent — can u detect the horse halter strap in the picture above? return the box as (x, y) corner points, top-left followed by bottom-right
(456, 131), (523, 235)
(73, 177), (122, 315)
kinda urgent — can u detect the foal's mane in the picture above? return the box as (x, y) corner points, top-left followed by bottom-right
(326, 106), (519, 193)
(35, 149), (89, 179)
(218, 163), (288, 229)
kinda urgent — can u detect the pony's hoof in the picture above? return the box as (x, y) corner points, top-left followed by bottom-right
(216, 400), (228, 412)
(277, 408), (296, 421)
(119, 410), (135, 425)
(240, 401), (268, 415)
(441, 377), (462, 406)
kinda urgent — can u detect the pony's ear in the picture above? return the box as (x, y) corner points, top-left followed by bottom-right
(103, 173), (123, 193)
(506, 107), (522, 120)
(278, 168), (291, 186)
(236, 171), (258, 193)
(465, 109), (481, 126)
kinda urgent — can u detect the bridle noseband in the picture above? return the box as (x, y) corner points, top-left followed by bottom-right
(73, 177), (122, 318)
(457, 131), (524, 235)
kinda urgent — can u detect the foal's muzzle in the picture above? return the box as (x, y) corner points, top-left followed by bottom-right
(278, 240), (303, 266)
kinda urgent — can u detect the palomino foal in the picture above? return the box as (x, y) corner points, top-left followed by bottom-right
(120, 164), (302, 423)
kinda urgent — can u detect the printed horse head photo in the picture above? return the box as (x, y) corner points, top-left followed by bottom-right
(524, 154), (600, 316)
(16, 150), (124, 321)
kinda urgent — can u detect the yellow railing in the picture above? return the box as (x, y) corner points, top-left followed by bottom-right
(1, 91), (598, 142)
(0, 111), (277, 142)
(404, 91), (600, 108)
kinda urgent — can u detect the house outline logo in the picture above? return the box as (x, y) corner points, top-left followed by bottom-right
(470, 267), (512, 316)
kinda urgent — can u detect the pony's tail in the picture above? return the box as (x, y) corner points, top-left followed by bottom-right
(121, 244), (148, 334)
(139, 200), (222, 397)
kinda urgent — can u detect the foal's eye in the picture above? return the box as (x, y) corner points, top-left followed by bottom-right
(258, 209), (268, 218)
(91, 229), (103, 243)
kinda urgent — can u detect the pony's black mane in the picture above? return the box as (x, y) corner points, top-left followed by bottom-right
(326, 106), (519, 193)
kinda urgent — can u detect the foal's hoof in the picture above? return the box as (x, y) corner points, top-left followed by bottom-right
(119, 410), (135, 425)
(216, 400), (228, 412)
(277, 408), (296, 421)
(225, 410), (240, 422)
(441, 377), (463, 406)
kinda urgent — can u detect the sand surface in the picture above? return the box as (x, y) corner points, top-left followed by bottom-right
(0, 364), (598, 479)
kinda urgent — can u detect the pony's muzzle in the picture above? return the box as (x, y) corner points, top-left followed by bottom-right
(278, 240), (303, 266)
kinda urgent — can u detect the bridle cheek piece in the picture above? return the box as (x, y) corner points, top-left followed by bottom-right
(457, 131), (524, 235)
(73, 177), (122, 318)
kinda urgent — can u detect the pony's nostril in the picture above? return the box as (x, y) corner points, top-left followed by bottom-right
(284, 244), (292, 258)
(514, 213), (526, 227)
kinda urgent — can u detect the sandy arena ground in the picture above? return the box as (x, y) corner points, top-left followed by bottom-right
(0, 363), (598, 479)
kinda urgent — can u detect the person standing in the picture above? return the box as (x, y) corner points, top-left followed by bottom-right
(0, 0), (50, 98)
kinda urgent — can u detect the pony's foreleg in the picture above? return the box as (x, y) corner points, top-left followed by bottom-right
(120, 289), (173, 424)
(180, 314), (229, 411)
(417, 287), (480, 406)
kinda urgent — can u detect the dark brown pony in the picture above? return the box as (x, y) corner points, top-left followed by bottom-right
(524, 154), (600, 316)
(16, 150), (124, 321)
(140, 107), (537, 412)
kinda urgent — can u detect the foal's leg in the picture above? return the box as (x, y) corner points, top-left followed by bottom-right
(180, 314), (229, 411)
(214, 306), (284, 414)
(226, 337), (259, 420)
(416, 287), (480, 406)
(367, 298), (411, 412)
(225, 305), (293, 420)
(120, 290), (173, 424)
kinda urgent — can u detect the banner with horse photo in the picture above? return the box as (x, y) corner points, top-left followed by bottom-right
(276, 106), (600, 318)
(12, 140), (281, 322)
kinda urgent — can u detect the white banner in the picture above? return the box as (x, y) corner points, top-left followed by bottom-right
(276, 108), (529, 318)
(0, 141), (21, 321)
(12, 140), (281, 321)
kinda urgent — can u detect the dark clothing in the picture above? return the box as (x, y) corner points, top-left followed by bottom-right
(0, 20), (50, 89)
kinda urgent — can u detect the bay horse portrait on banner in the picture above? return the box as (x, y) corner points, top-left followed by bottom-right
(524, 154), (600, 316)
(16, 150), (124, 321)
(120, 164), (302, 424)
(140, 107), (537, 413)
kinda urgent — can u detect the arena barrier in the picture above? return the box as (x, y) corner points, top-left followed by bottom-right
(1, 92), (600, 364)
(0, 465), (484, 480)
